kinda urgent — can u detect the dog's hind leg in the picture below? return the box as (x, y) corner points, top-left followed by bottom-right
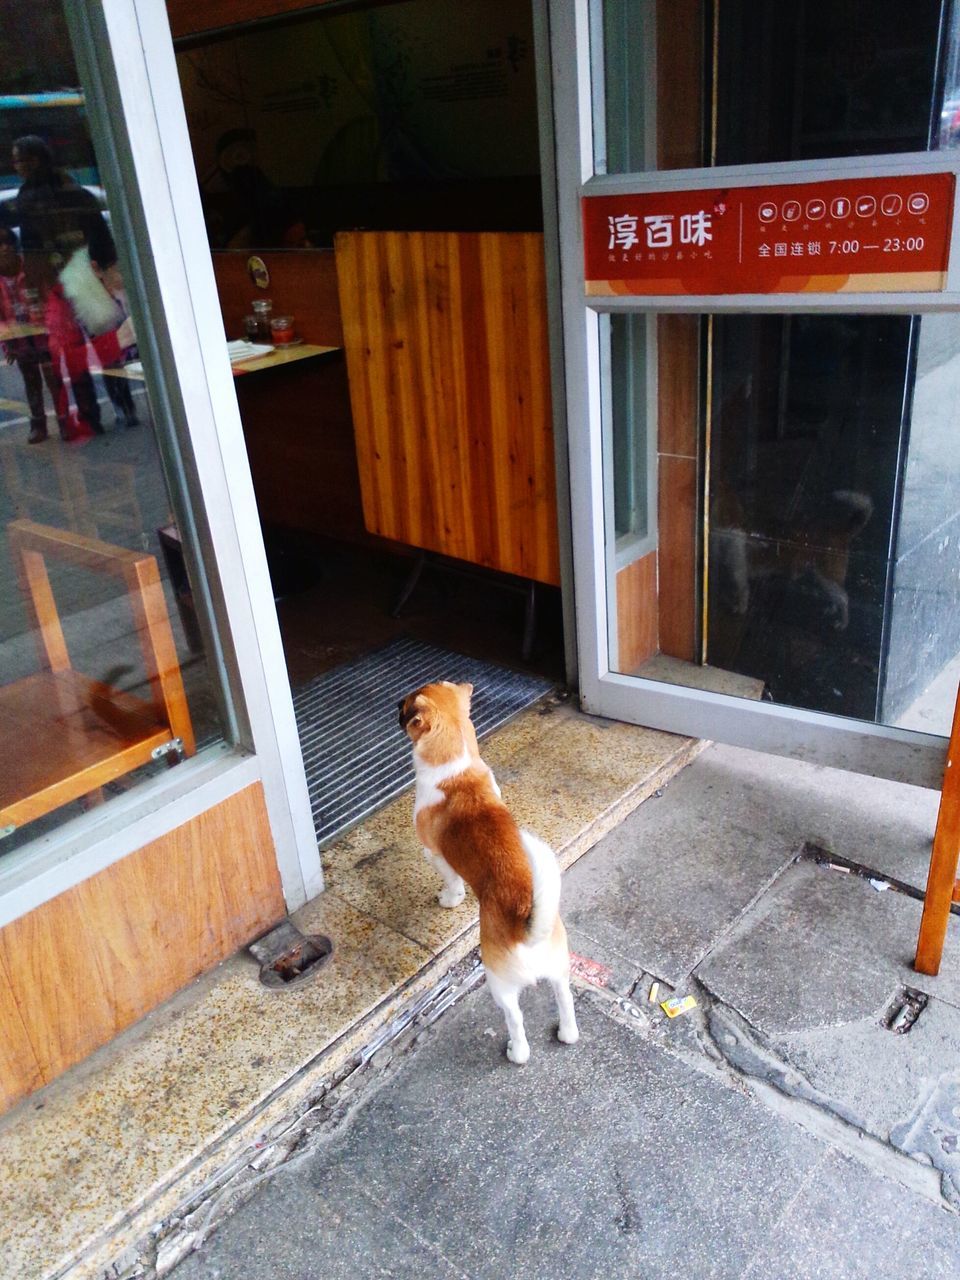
(550, 976), (579, 1044)
(423, 848), (465, 908)
(485, 969), (530, 1064)
(545, 921), (579, 1044)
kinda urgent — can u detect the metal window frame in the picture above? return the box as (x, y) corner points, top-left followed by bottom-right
(0, 0), (323, 929)
(533, 0), (580, 688)
(549, 0), (958, 788)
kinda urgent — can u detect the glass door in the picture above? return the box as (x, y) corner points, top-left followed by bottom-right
(551, 0), (960, 786)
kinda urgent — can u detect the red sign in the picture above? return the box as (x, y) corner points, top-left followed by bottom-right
(583, 172), (955, 296)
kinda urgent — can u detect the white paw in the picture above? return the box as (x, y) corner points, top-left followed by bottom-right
(557, 1022), (580, 1045)
(506, 1038), (530, 1065)
(437, 886), (465, 908)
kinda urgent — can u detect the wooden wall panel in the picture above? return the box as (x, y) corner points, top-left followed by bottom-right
(657, 315), (700, 457)
(656, 0), (705, 171)
(616, 551), (659, 673)
(0, 782), (284, 1113)
(212, 251), (344, 348)
(658, 456), (698, 660)
(0, 951), (44, 1113)
(335, 231), (560, 587)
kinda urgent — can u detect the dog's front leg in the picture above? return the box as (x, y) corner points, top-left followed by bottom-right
(423, 848), (465, 908)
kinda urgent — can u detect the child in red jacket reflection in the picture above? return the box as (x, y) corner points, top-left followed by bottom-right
(0, 226), (70, 442)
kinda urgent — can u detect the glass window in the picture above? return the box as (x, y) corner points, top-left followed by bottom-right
(603, 308), (960, 736)
(607, 313), (654, 548)
(597, 0), (959, 175)
(175, 0), (542, 251)
(0, 2), (225, 855)
(604, 304), (960, 737)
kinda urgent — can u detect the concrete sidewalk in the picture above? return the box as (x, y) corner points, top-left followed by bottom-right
(171, 743), (960, 1280)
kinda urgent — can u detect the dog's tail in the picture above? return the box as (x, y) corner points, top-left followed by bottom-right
(520, 830), (562, 945)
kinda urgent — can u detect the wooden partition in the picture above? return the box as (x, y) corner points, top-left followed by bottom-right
(656, 0), (705, 171)
(335, 231), (561, 587)
(655, 0), (703, 662)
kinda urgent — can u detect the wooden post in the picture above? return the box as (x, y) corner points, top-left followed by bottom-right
(915, 681), (960, 975)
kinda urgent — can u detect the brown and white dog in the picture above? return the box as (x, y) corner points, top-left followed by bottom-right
(398, 680), (579, 1064)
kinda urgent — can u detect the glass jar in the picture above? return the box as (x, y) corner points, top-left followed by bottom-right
(270, 315), (296, 345)
(250, 298), (273, 340)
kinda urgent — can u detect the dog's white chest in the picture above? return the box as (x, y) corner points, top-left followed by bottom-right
(412, 748), (472, 820)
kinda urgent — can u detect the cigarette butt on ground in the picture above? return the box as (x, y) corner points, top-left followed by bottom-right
(648, 982), (659, 1003)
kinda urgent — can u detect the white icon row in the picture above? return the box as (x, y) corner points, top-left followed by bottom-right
(758, 192), (929, 223)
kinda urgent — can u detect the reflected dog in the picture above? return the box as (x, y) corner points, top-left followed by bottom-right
(712, 485), (873, 629)
(398, 681), (579, 1064)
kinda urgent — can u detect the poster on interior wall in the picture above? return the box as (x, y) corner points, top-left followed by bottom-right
(583, 172), (955, 296)
(176, 0), (538, 249)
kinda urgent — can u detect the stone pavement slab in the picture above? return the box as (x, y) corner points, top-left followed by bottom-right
(741, 1149), (960, 1280)
(560, 750), (801, 986)
(711, 991), (960, 1147)
(561, 742), (955, 997)
(695, 858), (960, 1027)
(173, 986), (960, 1280)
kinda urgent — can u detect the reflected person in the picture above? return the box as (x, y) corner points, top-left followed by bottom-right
(0, 226), (70, 442)
(5, 136), (118, 440)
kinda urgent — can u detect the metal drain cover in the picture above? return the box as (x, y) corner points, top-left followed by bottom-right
(249, 920), (333, 990)
(881, 986), (928, 1034)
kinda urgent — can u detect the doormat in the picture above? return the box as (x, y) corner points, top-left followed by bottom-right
(292, 636), (556, 846)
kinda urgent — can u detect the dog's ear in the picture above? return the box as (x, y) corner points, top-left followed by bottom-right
(404, 694), (433, 741)
(457, 682), (474, 708)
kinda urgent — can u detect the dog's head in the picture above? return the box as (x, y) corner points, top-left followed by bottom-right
(397, 680), (474, 752)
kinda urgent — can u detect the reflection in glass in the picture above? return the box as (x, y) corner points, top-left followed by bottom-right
(605, 312), (960, 735)
(708, 315), (911, 720)
(177, 0), (542, 250)
(714, 0), (946, 166)
(0, 2), (224, 854)
(600, 0), (958, 174)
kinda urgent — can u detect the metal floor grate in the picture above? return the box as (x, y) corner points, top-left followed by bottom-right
(291, 636), (555, 847)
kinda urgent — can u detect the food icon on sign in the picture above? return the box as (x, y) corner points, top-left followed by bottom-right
(759, 201), (777, 222)
(806, 199), (826, 219)
(782, 200), (801, 221)
(880, 195), (903, 216)
(908, 192), (930, 214)
(855, 195), (877, 217)
(831, 196), (852, 219)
